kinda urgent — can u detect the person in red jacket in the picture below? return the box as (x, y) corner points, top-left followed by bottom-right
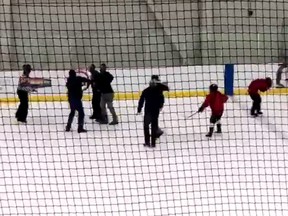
(198, 84), (228, 137)
(248, 77), (272, 117)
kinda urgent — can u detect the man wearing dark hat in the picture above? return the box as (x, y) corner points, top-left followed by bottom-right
(137, 75), (169, 147)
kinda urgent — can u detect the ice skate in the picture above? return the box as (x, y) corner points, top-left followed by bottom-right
(206, 127), (214, 137)
(276, 83), (285, 88)
(215, 124), (222, 133)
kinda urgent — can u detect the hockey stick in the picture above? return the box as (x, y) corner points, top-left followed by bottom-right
(187, 111), (198, 119)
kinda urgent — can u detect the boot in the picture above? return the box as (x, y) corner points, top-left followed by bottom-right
(151, 136), (156, 147)
(216, 124), (222, 133)
(109, 120), (119, 125)
(250, 109), (258, 117)
(251, 113), (258, 117)
(257, 111), (263, 115)
(156, 128), (164, 138)
(95, 115), (102, 122)
(143, 142), (150, 147)
(65, 125), (71, 132)
(109, 114), (119, 125)
(99, 115), (108, 124)
(89, 115), (96, 120)
(18, 119), (27, 124)
(144, 128), (150, 147)
(77, 126), (87, 133)
(206, 127), (214, 137)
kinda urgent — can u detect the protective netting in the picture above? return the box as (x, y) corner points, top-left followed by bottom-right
(1, 0), (288, 216)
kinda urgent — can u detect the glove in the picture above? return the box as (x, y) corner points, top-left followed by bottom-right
(198, 106), (204, 113)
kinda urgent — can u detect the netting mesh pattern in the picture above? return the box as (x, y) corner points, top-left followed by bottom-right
(1, 0), (288, 216)
(1, 0), (287, 70)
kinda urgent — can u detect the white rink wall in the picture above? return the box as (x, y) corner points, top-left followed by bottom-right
(0, 64), (281, 99)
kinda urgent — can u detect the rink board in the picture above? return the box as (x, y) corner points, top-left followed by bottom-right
(1, 88), (288, 104)
(0, 64), (288, 103)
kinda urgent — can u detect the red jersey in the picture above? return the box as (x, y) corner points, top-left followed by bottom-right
(248, 79), (271, 95)
(202, 91), (228, 116)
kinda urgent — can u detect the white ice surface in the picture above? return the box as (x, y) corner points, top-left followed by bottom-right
(1, 96), (288, 216)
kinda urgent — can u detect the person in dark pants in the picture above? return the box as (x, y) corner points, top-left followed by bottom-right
(98, 63), (118, 125)
(16, 64), (34, 123)
(65, 70), (90, 133)
(248, 77), (272, 117)
(137, 75), (169, 147)
(156, 80), (169, 138)
(89, 64), (102, 121)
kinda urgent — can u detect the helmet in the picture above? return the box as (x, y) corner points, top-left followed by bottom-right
(209, 84), (218, 92)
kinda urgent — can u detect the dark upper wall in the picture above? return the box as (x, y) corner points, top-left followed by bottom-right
(0, 0), (287, 70)
(4, 0), (184, 69)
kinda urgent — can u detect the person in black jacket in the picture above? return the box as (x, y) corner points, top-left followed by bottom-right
(65, 69), (90, 133)
(98, 64), (118, 125)
(137, 75), (169, 147)
(89, 64), (102, 121)
(15, 64), (34, 123)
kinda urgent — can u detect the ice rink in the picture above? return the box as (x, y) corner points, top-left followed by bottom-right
(1, 95), (288, 216)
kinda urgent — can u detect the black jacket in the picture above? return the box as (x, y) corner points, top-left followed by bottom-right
(99, 71), (114, 93)
(91, 70), (101, 93)
(137, 83), (169, 114)
(66, 76), (90, 100)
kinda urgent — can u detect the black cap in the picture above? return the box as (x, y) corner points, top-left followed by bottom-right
(69, 69), (76, 77)
(151, 75), (160, 81)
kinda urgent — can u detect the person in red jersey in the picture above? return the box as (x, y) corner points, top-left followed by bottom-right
(198, 84), (228, 137)
(248, 77), (272, 117)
